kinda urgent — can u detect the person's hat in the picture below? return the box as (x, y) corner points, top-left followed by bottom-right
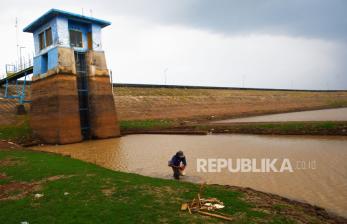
(176, 150), (185, 158)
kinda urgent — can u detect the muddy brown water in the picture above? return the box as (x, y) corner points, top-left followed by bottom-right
(32, 134), (347, 217)
(213, 107), (347, 123)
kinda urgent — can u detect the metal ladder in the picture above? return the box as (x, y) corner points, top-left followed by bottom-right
(74, 51), (90, 140)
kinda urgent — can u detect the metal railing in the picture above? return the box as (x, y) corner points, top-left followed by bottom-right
(5, 57), (33, 77)
(1, 56), (33, 104)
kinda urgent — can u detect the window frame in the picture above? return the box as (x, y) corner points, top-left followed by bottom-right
(39, 31), (45, 50)
(45, 28), (52, 47)
(69, 29), (83, 48)
(38, 27), (53, 51)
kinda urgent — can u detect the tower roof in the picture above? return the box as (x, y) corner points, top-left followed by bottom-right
(23, 8), (111, 33)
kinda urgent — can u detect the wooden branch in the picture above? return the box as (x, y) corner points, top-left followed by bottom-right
(197, 211), (233, 221)
(197, 193), (202, 207)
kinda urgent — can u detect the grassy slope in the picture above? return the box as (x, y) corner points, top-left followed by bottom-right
(120, 119), (174, 131)
(118, 119), (347, 136)
(1, 117), (346, 143)
(196, 121), (347, 135)
(114, 87), (347, 121)
(0, 115), (32, 143)
(0, 149), (303, 224)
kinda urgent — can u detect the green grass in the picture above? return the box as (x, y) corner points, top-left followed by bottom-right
(120, 119), (174, 131)
(0, 149), (296, 224)
(0, 116), (32, 142)
(199, 121), (347, 135)
(249, 121), (339, 132)
(328, 100), (347, 108)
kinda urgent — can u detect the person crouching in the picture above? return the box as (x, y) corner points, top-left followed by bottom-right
(168, 151), (187, 180)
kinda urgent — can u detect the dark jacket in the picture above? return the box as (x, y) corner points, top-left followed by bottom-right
(170, 154), (187, 167)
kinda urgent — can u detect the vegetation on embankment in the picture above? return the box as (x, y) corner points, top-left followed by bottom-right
(194, 121), (347, 136)
(120, 119), (174, 131)
(1, 116), (347, 146)
(120, 120), (347, 136)
(1, 148), (346, 223)
(0, 115), (33, 144)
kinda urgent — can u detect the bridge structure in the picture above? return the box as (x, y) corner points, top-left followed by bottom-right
(0, 62), (33, 104)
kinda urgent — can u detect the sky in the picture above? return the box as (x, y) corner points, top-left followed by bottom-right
(0, 0), (346, 90)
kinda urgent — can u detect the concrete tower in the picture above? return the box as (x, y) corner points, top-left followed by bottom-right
(24, 9), (120, 144)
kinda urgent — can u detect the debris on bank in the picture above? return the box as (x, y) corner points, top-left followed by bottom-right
(181, 183), (233, 222)
(34, 193), (44, 199)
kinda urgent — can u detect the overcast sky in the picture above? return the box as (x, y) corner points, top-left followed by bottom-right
(0, 0), (346, 90)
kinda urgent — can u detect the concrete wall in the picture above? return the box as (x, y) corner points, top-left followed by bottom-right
(33, 56), (41, 75)
(32, 46), (76, 76)
(33, 47), (72, 77)
(30, 73), (82, 144)
(56, 16), (69, 48)
(48, 47), (58, 70)
(30, 48), (81, 144)
(87, 51), (120, 138)
(88, 75), (120, 138)
(91, 24), (102, 51)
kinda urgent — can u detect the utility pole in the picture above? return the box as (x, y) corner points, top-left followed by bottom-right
(15, 17), (19, 71)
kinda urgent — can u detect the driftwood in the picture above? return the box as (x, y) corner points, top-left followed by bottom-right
(187, 205), (192, 214)
(181, 182), (233, 222)
(198, 210), (233, 221)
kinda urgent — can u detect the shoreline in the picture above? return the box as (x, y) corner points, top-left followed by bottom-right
(17, 120), (347, 147)
(219, 184), (347, 222)
(121, 120), (347, 136)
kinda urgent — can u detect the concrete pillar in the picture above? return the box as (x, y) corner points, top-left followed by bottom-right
(30, 74), (82, 144)
(30, 48), (82, 144)
(87, 51), (120, 138)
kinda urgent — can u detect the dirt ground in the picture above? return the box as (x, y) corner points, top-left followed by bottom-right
(0, 98), (17, 125)
(113, 87), (347, 121)
(0, 141), (21, 150)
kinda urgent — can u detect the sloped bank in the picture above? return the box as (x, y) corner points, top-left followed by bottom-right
(120, 120), (347, 136)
